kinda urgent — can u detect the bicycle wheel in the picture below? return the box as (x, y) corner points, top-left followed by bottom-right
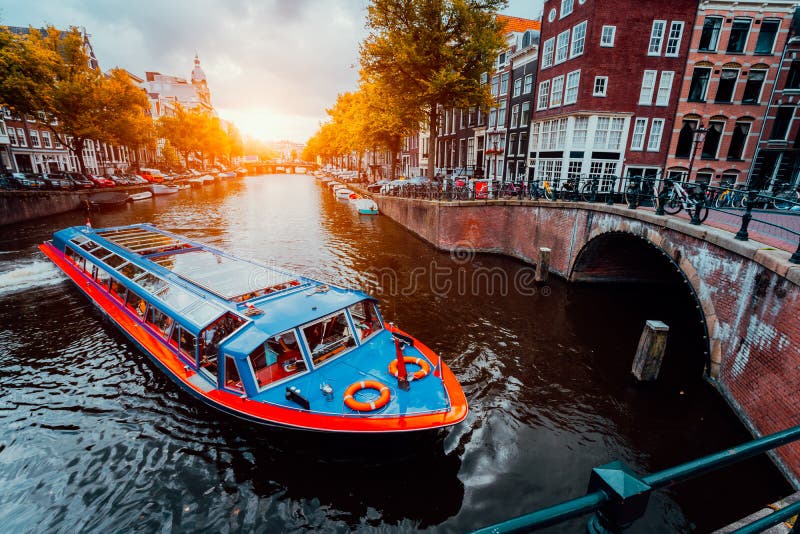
(773, 196), (793, 210)
(662, 193), (682, 214)
(714, 193), (730, 208)
(580, 183), (595, 202)
(543, 183), (555, 201)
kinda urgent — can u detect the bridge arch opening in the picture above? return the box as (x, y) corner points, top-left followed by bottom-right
(568, 231), (710, 379)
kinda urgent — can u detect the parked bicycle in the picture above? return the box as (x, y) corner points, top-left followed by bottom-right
(771, 186), (800, 211)
(714, 186), (748, 208)
(498, 181), (525, 199)
(623, 176), (659, 207)
(580, 176), (616, 203)
(661, 179), (710, 222)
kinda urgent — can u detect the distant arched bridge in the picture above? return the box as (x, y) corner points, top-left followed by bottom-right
(375, 195), (800, 484)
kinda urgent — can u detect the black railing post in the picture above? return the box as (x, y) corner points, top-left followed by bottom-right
(655, 177), (666, 216)
(689, 184), (706, 225)
(627, 177), (640, 210)
(735, 189), (753, 241)
(606, 177), (616, 205)
(590, 177), (597, 203)
(586, 461), (651, 534)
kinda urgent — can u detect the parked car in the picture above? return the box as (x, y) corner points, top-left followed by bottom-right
(87, 174), (116, 187)
(64, 172), (95, 189)
(40, 172), (73, 190)
(8, 172), (47, 189)
(138, 168), (166, 183)
(127, 173), (150, 185)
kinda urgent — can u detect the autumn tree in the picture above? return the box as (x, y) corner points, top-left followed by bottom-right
(157, 105), (206, 167)
(360, 0), (507, 179)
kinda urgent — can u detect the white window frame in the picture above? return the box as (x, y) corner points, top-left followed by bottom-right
(42, 130), (52, 148)
(537, 80), (551, 110)
(555, 30), (570, 64)
(523, 74), (534, 94)
(542, 38), (554, 68)
(655, 71), (674, 106)
(510, 104), (520, 128)
(564, 70), (581, 105)
(16, 128), (27, 147)
(513, 78), (522, 97)
(570, 21), (587, 58)
(601, 25), (616, 47)
(630, 118), (648, 150)
(500, 72), (509, 95)
(647, 119), (665, 151)
(550, 75), (565, 108)
(648, 20), (666, 56)
(639, 70), (657, 105)
(561, 0), (574, 18)
(665, 21), (684, 57)
(593, 76), (608, 97)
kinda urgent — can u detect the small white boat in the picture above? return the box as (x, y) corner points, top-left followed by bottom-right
(335, 188), (354, 199)
(176, 184), (191, 190)
(128, 191), (153, 202)
(218, 171), (237, 180)
(151, 184), (179, 196)
(188, 178), (204, 188)
(201, 174), (216, 184)
(355, 198), (379, 215)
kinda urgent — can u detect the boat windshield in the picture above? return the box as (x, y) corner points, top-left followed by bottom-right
(348, 300), (383, 341)
(248, 329), (306, 390)
(301, 312), (356, 366)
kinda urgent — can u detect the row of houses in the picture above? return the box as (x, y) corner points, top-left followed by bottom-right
(0, 26), (216, 175)
(394, 0), (800, 191)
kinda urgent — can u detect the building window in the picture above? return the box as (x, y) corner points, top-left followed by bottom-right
(699, 17), (722, 52)
(537, 80), (550, 110)
(655, 71), (674, 106)
(16, 128), (26, 147)
(491, 75), (499, 97)
(675, 120), (698, 158)
(593, 76), (608, 96)
(561, 0), (574, 18)
(508, 134), (517, 157)
(573, 116), (588, 149)
(8, 128), (16, 146)
(715, 69), (738, 103)
(631, 118), (648, 150)
(727, 122), (750, 160)
(42, 131), (52, 148)
(498, 101), (507, 126)
(601, 26), (616, 47)
(665, 21), (684, 57)
(518, 132), (527, 155)
(500, 72), (509, 95)
(530, 123), (539, 152)
(513, 78), (522, 97)
(786, 61), (800, 90)
(648, 20), (666, 55)
(727, 19), (751, 53)
(555, 30), (570, 64)
(771, 107), (794, 140)
(687, 67), (711, 102)
(742, 70), (766, 104)
(647, 119), (665, 151)
(564, 70), (580, 105)
(567, 160), (583, 180)
(489, 108), (497, 128)
(755, 19), (780, 55)
(542, 38), (554, 68)
(695, 172), (713, 184)
(550, 75), (564, 107)
(510, 105), (520, 128)
(594, 117), (625, 150)
(523, 74), (534, 93)
(520, 102), (531, 125)
(571, 21), (587, 58)
(701, 121), (724, 159)
(639, 70), (657, 105)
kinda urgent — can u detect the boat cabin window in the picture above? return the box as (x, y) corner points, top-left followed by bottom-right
(109, 277), (127, 303)
(94, 266), (111, 288)
(77, 239), (99, 252)
(103, 254), (126, 269)
(224, 354), (243, 392)
(248, 329), (306, 390)
(126, 291), (147, 319)
(65, 246), (85, 271)
(147, 305), (174, 338)
(301, 312), (356, 366)
(170, 325), (196, 360)
(118, 262), (145, 280)
(348, 301), (383, 341)
(89, 246), (111, 260)
(198, 313), (244, 379)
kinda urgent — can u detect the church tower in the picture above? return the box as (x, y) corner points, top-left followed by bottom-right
(191, 54), (212, 110)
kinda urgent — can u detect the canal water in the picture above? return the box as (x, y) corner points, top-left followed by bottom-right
(0, 174), (790, 532)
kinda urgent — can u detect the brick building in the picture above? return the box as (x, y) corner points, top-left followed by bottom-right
(529, 0), (698, 186)
(665, 0), (799, 187)
(749, 32), (800, 190)
(505, 32), (538, 182)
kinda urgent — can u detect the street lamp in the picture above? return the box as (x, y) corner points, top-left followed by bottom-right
(686, 122), (708, 183)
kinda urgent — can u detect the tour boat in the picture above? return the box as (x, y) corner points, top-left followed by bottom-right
(40, 224), (468, 433)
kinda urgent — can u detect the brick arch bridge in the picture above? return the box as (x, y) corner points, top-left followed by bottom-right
(375, 196), (800, 484)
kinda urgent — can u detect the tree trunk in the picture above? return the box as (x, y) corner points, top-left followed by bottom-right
(427, 104), (438, 180)
(390, 148), (396, 180)
(74, 138), (87, 174)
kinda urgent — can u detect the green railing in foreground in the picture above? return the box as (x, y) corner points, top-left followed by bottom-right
(472, 424), (800, 533)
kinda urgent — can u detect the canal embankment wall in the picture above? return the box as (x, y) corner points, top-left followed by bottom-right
(374, 194), (800, 486)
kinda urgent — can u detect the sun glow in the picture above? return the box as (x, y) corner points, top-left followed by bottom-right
(218, 108), (318, 143)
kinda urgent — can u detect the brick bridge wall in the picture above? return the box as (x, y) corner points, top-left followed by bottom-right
(376, 196), (800, 485)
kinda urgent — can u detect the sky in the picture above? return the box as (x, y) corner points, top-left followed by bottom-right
(0, 0), (544, 143)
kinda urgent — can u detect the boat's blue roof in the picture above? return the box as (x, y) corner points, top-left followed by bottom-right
(52, 224), (372, 343)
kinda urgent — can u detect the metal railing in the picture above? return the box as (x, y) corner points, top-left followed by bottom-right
(376, 174), (800, 264)
(472, 424), (800, 533)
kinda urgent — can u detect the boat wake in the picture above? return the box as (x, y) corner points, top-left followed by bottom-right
(0, 260), (67, 295)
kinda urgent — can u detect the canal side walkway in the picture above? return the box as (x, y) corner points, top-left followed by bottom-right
(714, 491), (800, 533)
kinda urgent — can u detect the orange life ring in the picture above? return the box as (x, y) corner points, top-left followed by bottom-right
(388, 356), (430, 380)
(344, 380), (391, 412)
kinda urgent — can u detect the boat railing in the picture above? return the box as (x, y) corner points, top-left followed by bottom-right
(471, 423), (800, 533)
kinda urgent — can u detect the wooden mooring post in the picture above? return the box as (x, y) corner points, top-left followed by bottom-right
(535, 247), (551, 283)
(631, 320), (669, 382)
